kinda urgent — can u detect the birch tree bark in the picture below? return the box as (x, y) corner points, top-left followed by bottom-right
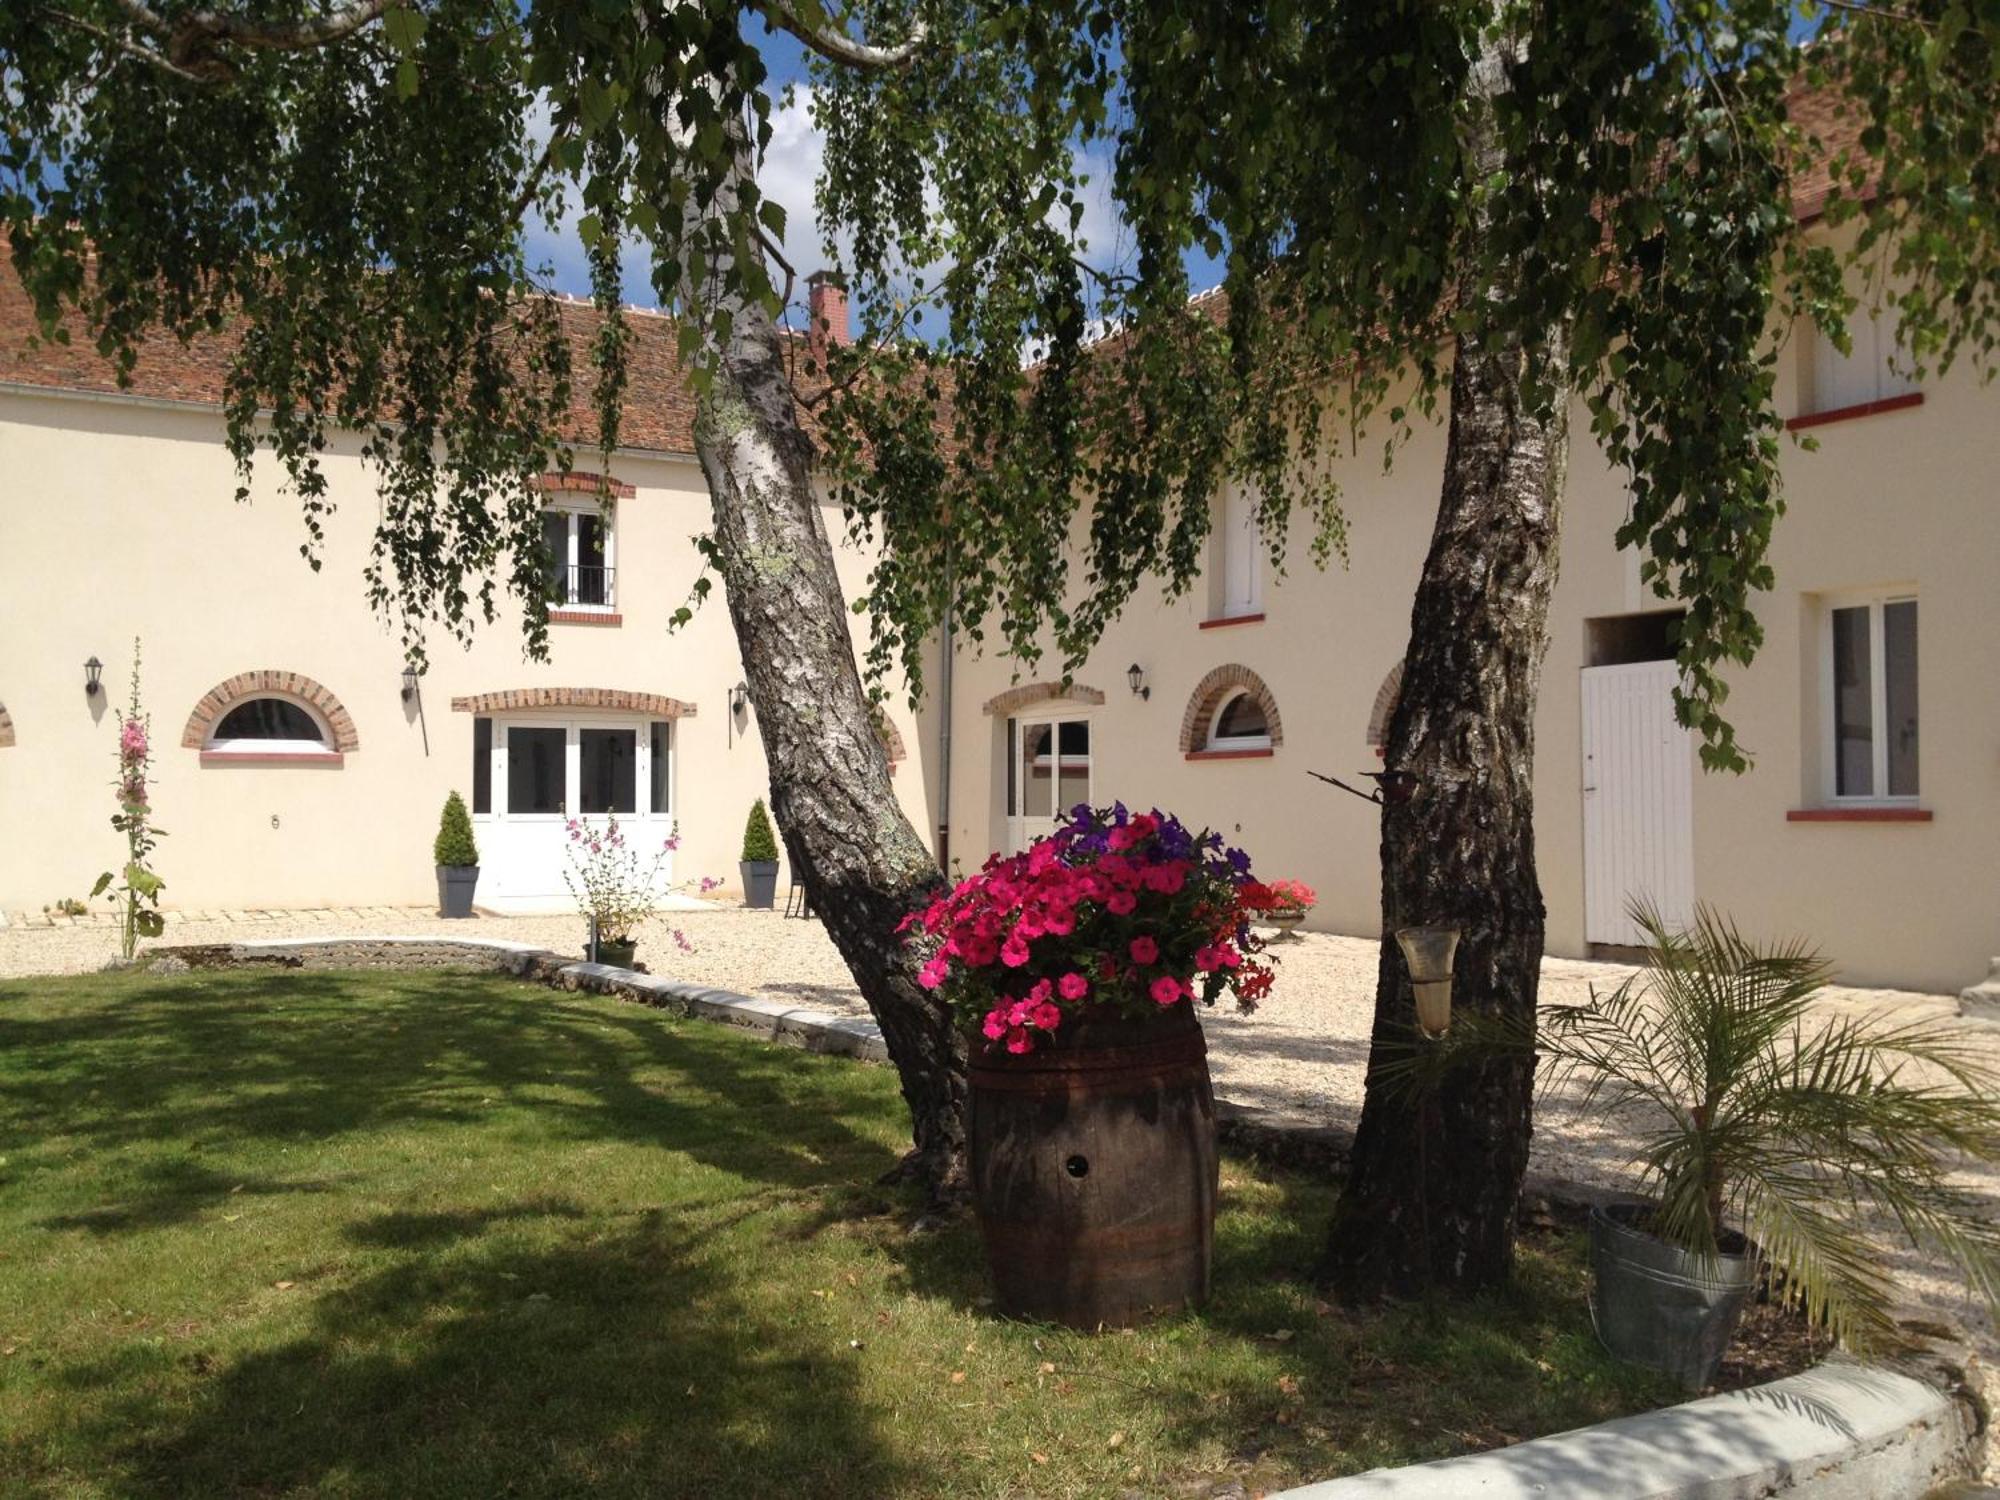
(1320, 24), (1570, 1297)
(682, 119), (965, 1205)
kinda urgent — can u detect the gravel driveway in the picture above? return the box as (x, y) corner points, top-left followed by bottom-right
(5, 901), (1994, 1418)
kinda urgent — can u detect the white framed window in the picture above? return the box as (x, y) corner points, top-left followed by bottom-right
(205, 695), (337, 758)
(1821, 591), (1919, 802)
(1213, 483), (1263, 620)
(472, 716), (674, 819)
(541, 501), (615, 610)
(1808, 304), (1918, 417)
(1207, 689), (1272, 751)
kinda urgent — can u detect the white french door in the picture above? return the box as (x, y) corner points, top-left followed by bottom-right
(1581, 662), (1695, 947)
(480, 717), (674, 907)
(1004, 715), (1092, 853)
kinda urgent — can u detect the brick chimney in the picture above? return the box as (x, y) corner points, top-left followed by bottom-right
(806, 270), (850, 365)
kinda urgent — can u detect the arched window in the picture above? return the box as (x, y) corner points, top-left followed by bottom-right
(1366, 662), (1404, 757)
(1179, 665), (1283, 759)
(1208, 690), (1272, 750)
(207, 696), (336, 756)
(184, 671), (359, 762)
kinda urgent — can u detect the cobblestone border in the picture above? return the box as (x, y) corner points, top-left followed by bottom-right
(145, 937), (892, 1063)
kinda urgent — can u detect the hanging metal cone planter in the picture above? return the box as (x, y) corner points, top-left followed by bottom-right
(1394, 924), (1460, 1038)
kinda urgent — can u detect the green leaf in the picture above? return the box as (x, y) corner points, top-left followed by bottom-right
(382, 7), (427, 54)
(90, 872), (113, 899)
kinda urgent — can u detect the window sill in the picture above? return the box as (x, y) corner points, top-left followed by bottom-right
(1186, 748), (1275, 762)
(1786, 806), (1931, 823)
(1786, 391), (1923, 431)
(1199, 613), (1265, 630)
(550, 609), (621, 626)
(200, 751), (344, 768)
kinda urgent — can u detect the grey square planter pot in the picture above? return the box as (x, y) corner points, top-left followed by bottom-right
(437, 865), (480, 919)
(740, 860), (779, 909)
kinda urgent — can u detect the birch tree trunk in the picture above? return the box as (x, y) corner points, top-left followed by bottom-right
(1320, 25), (1570, 1297)
(691, 315), (966, 1203)
(674, 116), (966, 1205)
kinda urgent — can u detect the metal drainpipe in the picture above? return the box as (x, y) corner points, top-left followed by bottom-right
(936, 590), (954, 876)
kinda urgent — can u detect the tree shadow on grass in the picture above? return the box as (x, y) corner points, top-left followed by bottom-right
(880, 1158), (1677, 1486)
(0, 971), (907, 1215)
(71, 1207), (903, 1499)
(40, 1155), (338, 1236)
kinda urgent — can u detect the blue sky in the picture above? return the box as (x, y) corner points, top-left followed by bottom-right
(522, 23), (1168, 328)
(527, 8), (1825, 323)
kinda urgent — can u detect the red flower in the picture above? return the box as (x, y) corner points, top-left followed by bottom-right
(1129, 935), (1160, 965)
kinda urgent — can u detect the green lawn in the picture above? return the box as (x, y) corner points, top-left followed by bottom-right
(0, 969), (1678, 1499)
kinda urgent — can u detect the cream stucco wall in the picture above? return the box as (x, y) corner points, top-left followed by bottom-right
(0, 388), (935, 918)
(943, 330), (2000, 995)
(3, 283), (1994, 994)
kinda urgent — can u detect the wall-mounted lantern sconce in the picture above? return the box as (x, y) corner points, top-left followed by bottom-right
(1394, 924), (1461, 1039)
(84, 657), (104, 697)
(1126, 663), (1150, 701)
(400, 664), (422, 703)
(729, 681), (750, 716)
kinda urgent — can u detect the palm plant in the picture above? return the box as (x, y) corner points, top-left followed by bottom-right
(1540, 902), (2000, 1352)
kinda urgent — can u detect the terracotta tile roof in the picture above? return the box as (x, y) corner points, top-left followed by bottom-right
(1784, 79), (1870, 223)
(0, 276), (725, 455)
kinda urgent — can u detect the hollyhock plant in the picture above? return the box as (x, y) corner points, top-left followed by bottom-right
(562, 813), (701, 955)
(91, 638), (165, 964)
(901, 803), (1279, 1055)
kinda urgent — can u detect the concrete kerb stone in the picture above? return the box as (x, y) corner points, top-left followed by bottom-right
(1962, 959), (2000, 1025)
(1267, 1361), (1975, 1500)
(149, 935), (905, 1070)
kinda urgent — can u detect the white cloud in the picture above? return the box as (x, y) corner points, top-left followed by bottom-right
(513, 84), (1144, 336)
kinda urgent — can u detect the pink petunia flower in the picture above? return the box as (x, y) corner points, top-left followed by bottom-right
(1000, 935), (1032, 968)
(1129, 935), (1160, 965)
(1150, 975), (1187, 1007)
(1005, 1026), (1033, 1055)
(1030, 1001), (1063, 1030)
(1105, 891), (1138, 917)
(1057, 972), (1089, 1001)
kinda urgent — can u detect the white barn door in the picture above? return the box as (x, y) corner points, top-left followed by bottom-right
(1581, 661), (1695, 947)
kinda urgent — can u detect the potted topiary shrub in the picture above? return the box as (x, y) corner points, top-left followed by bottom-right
(433, 791), (480, 918)
(1539, 903), (2000, 1388)
(739, 799), (780, 909)
(903, 805), (1280, 1328)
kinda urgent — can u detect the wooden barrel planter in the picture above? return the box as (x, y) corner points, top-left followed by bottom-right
(968, 1001), (1218, 1328)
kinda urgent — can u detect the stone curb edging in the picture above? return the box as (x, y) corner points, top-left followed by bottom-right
(1267, 1361), (1973, 1500)
(143, 935), (1987, 1498)
(147, 937), (893, 1065)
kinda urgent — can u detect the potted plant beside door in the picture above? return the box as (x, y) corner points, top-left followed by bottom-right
(563, 815), (694, 968)
(739, 799), (780, 909)
(903, 804), (1279, 1328)
(1539, 903), (2000, 1388)
(433, 791), (480, 918)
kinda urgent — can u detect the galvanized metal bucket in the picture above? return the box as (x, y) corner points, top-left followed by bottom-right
(1589, 1201), (1759, 1389)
